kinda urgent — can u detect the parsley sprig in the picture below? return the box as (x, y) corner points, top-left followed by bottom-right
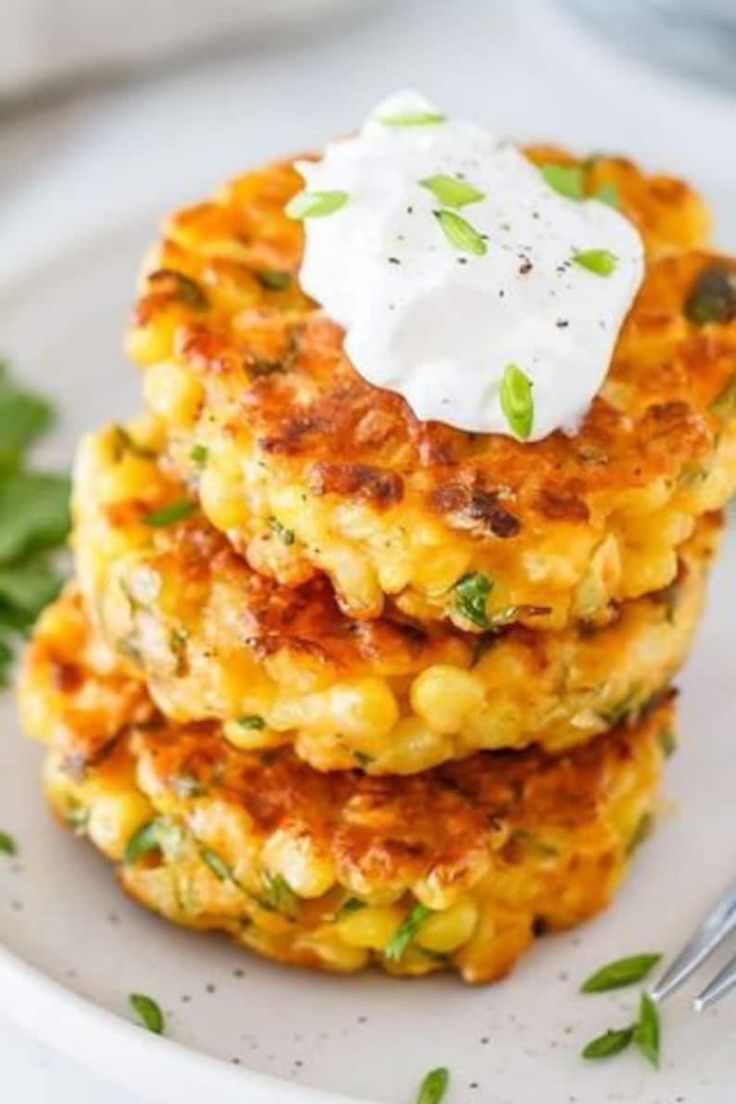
(0, 361), (70, 686)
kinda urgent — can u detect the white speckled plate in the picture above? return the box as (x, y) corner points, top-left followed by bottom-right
(2, 215), (736, 1104)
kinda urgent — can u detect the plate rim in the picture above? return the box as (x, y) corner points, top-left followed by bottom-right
(0, 943), (369, 1104)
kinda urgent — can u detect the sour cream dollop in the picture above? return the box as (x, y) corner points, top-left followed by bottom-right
(294, 91), (644, 441)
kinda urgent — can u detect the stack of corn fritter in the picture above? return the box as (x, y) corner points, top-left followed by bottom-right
(19, 149), (736, 982)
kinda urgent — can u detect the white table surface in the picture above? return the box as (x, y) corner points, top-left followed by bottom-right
(2, 0), (735, 1099)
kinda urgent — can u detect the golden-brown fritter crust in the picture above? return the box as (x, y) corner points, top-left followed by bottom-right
(70, 420), (718, 771)
(128, 151), (736, 629)
(24, 592), (670, 983)
(19, 588), (154, 765)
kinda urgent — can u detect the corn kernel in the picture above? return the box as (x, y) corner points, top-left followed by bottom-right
(87, 791), (154, 861)
(415, 898), (479, 953)
(262, 828), (336, 898)
(336, 905), (404, 950)
(374, 717), (452, 774)
(410, 665), (484, 735)
(143, 361), (203, 426)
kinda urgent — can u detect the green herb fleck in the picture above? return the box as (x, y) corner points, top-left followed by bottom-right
(657, 726), (676, 758)
(285, 190), (349, 220)
(378, 110), (446, 127)
(256, 270), (292, 291)
(169, 627), (189, 677)
(415, 1066), (450, 1104)
(144, 499), (195, 527)
(201, 847), (232, 882)
(573, 248), (618, 277)
(511, 829), (559, 857)
(581, 953), (661, 993)
(333, 897), (366, 922)
(601, 689), (638, 728)
(384, 902), (432, 961)
(420, 174), (485, 209)
(684, 263), (736, 326)
(170, 773), (205, 798)
(237, 714), (266, 731)
(111, 425), (157, 461)
(582, 1026), (634, 1060)
(539, 163), (585, 200)
(499, 362), (534, 440)
(434, 209), (487, 256)
(634, 992), (660, 1068)
(454, 572), (494, 629)
(709, 376), (736, 420)
(268, 517), (295, 545)
(352, 750), (374, 768)
(189, 443), (208, 466)
(124, 819), (166, 865)
(66, 806), (89, 831)
(261, 871), (299, 915)
(596, 182), (620, 208)
(0, 831), (17, 856)
(150, 269), (209, 311)
(627, 812), (654, 855)
(129, 993), (164, 1035)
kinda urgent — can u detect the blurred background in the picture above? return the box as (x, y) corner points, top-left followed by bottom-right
(2, 0), (736, 289)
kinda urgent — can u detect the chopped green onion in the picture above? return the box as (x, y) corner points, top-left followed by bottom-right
(129, 993), (164, 1035)
(144, 499), (195, 527)
(539, 163), (585, 200)
(189, 443), (208, 466)
(419, 174), (485, 209)
(634, 992), (660, 1068)
(434, 209), (487, 256)
(237, 714), (266, 730)
(582, 1026), (634, 1060)
(378, 111), (446, 127)
(384, 902), (432, 961)
(261, 871), (298, 915)
(596, 182), (620, 208)
(268, 517), (295, 545)
(415, 1067), (450, 1104)
(256, 270), (292, 291)
(454, 572), (494, 629)
(0, 831), (17, 856)
(124, 819), (165, 865)
(581, 953), (661, 993)
(201, 847), (232, 882)
(499, 362), (534, 440)
(285, 190), (349, 220)
(573, 248), (618, 277)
